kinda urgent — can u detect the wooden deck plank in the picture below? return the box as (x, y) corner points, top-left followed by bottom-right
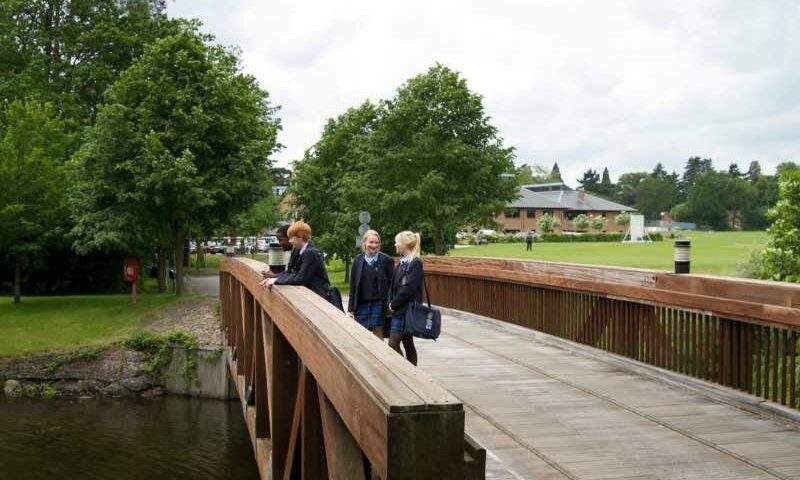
(416, 308), (800, 480)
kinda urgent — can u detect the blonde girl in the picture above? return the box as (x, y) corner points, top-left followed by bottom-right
(387, 231), (423, 365)
(348, 230), (395, 338)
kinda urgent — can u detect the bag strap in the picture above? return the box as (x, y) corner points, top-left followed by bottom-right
(421, 265), (432, 309)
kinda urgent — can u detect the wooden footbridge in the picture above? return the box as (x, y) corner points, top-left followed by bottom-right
(220, 256), (800, 480)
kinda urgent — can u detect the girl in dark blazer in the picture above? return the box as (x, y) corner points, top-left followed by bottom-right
(348, 230), (394, 338)
(387, 230), (423, 366)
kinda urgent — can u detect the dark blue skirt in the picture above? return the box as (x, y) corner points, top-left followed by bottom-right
(355, 300), (384, 329)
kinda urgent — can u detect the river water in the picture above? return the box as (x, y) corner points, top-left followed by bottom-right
(0, 396), (259, 479)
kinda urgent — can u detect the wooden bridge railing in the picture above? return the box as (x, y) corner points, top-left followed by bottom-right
(219, 257), (475, 480)
(424, 257), (800, 411)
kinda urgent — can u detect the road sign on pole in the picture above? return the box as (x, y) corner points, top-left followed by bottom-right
(358, 211), (371, 224)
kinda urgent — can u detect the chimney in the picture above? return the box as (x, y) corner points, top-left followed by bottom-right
(577, 190), (586, 202)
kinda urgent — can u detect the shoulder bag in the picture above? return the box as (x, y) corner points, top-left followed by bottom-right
(403, 269), (441, 340)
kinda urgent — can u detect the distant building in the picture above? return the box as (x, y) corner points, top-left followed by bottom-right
(496, 182), (636, 233)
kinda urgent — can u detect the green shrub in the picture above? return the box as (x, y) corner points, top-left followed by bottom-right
(589, 215), (607, 232)
(537, 213), (560, 234)
(573, 214), (590, 232)
(537, 232), (663, 243)
(121, 330), (198, 375)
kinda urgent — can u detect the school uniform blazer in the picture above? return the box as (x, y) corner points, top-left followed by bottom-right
(275, 245), (331, 298)
(388, 258), (423, 315)
(347, 252), (394, 314)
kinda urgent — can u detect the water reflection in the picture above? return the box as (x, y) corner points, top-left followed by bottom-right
(0, 396), (259, 479)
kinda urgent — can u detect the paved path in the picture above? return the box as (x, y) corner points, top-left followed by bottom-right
(416, 309), (800, 480)
(186, 275), (219, 297)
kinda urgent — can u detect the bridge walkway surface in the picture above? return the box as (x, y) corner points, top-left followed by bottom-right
(418, 308), (800, 480)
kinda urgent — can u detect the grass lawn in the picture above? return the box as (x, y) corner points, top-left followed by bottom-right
(0, 293), (184, 358)
(451, 231), (767, 277)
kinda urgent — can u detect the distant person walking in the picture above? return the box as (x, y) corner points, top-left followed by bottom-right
(526, 231), (534, 251)
(348, 230), (394, 339)
(387, 231), (423, 366)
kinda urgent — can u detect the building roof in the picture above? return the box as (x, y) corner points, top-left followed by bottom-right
(508, 188), (563, 209)
(509, 183), (636, 212)
(522, 182), (573, 192)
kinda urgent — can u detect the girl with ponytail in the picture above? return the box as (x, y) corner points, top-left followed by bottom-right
(387, 230), (423, 365)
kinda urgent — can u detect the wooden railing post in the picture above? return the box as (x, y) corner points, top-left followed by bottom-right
(270, 323), (300, 480)
(301, 371), (327, 479)
(253, 305), (270, 438)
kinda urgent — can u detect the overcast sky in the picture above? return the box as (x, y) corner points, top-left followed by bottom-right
(168, 1), (800, 185)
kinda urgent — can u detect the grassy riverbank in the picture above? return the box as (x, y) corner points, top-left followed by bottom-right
(0, 294), (184, 357)
(452, 231), (767, 276)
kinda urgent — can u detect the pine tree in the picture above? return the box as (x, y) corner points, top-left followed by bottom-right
(577, 169), (600, 191)
(549, 162), (563, 182)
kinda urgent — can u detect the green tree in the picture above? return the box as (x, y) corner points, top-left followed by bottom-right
(682, 171), (730, 230)
(573, 213), (590, 232)
(589, 215), (606, 232)
(537, 213), (559, 234)
(615, 212), (631, 228)
(291, 101), (380, 275)
(70, 28), (280, 295)
(614, 171), (648, 206)
(0, 0), (178, 123)
(549, 162), (563, 182)
(724, 176), (756, 229)
(741, 174), (779, 229)
(759, 169), (800, 281)
(728, 163), (743, 178)
(361, 64), (517, 255)
(652, 162), (669, 180)
(594, 167), (615, 199)
(0, 100), (70, 303)
(577, 169), (600, 192)
(633, 176), (678, 220)
(680, 156), (713, 200)
(777, 162), (799, 176)
(516, 163), (549, 185)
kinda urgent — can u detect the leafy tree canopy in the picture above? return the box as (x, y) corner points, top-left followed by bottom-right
(759, 169), (800, 282)
(292, 64), (517, 256)
(0, 99), (71, 302)
(70, 27), (281, 294)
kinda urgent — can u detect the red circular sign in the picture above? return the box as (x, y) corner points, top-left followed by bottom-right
(123, 258), (140, 283)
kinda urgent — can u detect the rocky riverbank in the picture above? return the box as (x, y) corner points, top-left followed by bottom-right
(2, 347), (159, 398)
(1, 296), (224, 399)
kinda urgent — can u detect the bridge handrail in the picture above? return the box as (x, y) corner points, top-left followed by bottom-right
(424, 256), (800, 328)
(424, 256), (800, 412)
(220, 257), (466, 480)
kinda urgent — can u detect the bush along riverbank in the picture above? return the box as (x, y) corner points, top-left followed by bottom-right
(1, 331), (212, 399)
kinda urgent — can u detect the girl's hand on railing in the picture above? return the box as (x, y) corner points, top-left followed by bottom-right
(260, 268), (275, 278)
(258, 277), (277, 289)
